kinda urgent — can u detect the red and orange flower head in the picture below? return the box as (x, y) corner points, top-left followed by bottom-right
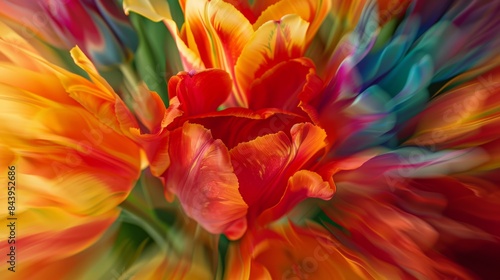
(0, 23), (147, 278)
(122, 0), (415, 242)
(124, 0), (500, 278)
(124, 0), (330, 107)
(136, 68), (333, 240)
(121, 0), (341, 240)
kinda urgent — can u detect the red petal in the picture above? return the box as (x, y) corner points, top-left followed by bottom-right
(164, 122), (248, 239)
(223, 0), (258, 23)
(186, 108), (306, 149)
(259, 170), (334, 223)
(230, 123), (329, 220)
(168, 69), (232, 116)
(230, 131), (291, 211)
(247, 58), (322, 113)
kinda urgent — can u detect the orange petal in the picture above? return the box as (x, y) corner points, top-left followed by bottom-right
(46, 47), (140, 137)
(129, 97), (184, 177)
(164, 122), (248, 240)
(180, 0), (254, 106)
(167, 23), (205, 71)
(0, 68), (141, 218)
(406, 66), (500, 150)
(260, 170), (333, 223)
(0, 219), (120, 280)
(65, 47), (176, 171)
(235, 14), (309, 106)
(213, 0), (283, 24)
(286, 170), (333, 203)
(226, 222), (404, 279)
(290, 121), (328, 165)
(0, 65), (78, 106)
(168, 69), (232, 116)
(0, 39), (141, 272)
(0, 209), (119, 267)
(250, 0), (281, 20)
(322, 180), (477, 279)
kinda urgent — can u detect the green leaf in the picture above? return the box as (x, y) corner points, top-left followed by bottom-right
(166, 0), (185, 27)
(129, 13), (183, 106)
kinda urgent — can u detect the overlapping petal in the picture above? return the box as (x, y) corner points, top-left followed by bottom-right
(247, 58), (323, 113)
(0, 34), (142, 272)
(225, 222), (403, 279)
(230, 123), (331, 218)
(406, 67), (500, 150)
(234, 14), (309, 106)
(125, 0), (327, 107)
(168, 69), (232, 115)
(147, 67), (335, 237)
(160, 122), (248, 240)
(252, 0), (331, 45)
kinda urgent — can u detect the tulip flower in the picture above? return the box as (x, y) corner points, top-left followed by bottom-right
(0, 24), (147, 277)
(124, 0), (331, 107)
(146, 69), (333, 240)
(0, 0), (138, 68)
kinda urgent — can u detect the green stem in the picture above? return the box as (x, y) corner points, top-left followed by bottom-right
(119, 196), (185, 256)
(118, 62), (143, 103)
(120, 199), (169, 252)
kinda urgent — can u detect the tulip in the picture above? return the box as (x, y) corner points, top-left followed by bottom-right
(0, 25), (144, 276)
(122, 1), (338, 240)
(124, 0), (331, 107)
(139, 68), (332, 240)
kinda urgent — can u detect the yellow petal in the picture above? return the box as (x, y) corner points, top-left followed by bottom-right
(253, 0), (331, 45)
(123, 0), (172, 22)
(235, 14), (309, 106)
(184, 0), (253, 72)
